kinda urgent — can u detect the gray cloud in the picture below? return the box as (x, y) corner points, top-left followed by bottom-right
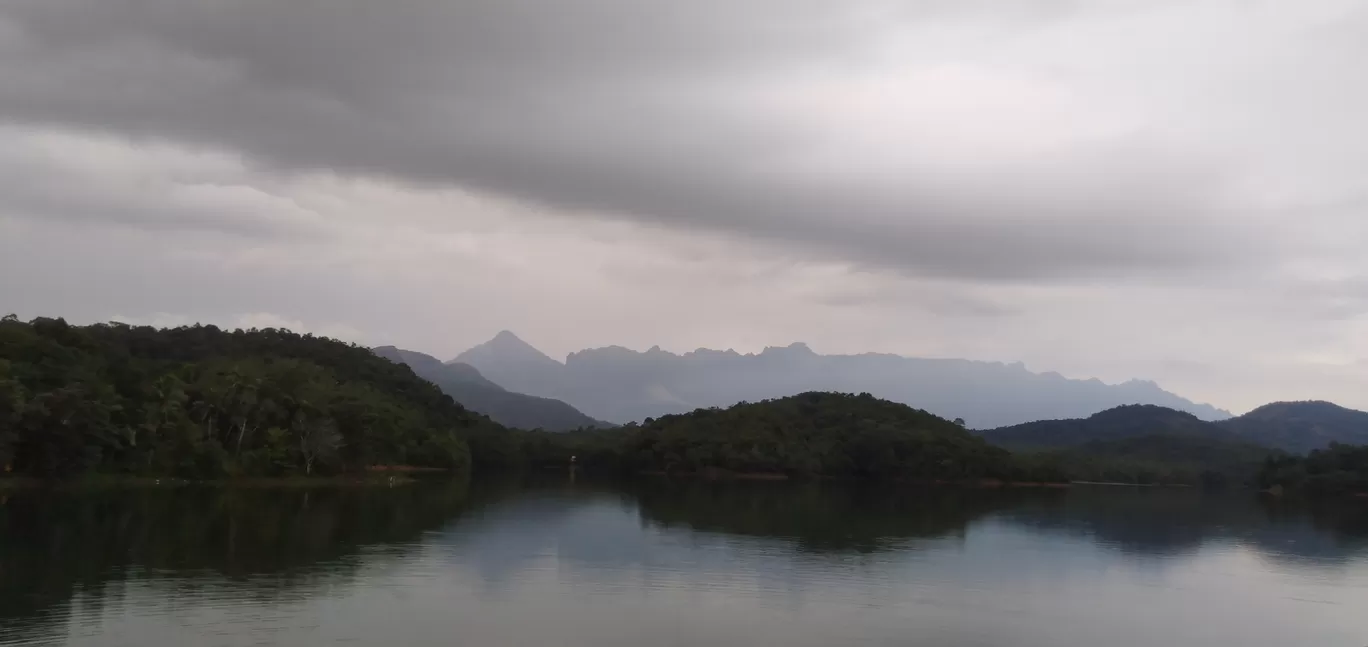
(0, 0), (1366, 414)
(0, 0), (1302, 281)
(0, 129), (320, 239)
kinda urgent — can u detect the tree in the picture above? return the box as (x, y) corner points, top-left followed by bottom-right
(0, 361), (25, 471)
(17, 384), (120, 475)
(0, 317), (486, 478)
(297, 417), (343, 476)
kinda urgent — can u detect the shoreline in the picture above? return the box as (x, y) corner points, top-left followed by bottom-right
(1069, 480), (1194, 488)
(0, 469), (456, 490)
(635, 470), (1073, 488)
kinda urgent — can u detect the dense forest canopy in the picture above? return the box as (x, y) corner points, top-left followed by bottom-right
(2, 316), (1365, 495)
(979, 404), (1234, 450)
(1013, 433), (1281, 487)
(983, 402), (1368, 455)
(593, 392), (1042, 482)
(1217, 401), (1368, 454)
(1258, 443), (1368, 496)
(0, 316), (490, 477)
(532, 396), (1359, 489)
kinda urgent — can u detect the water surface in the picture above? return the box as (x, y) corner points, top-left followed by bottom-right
(2, 478), (1366, 646)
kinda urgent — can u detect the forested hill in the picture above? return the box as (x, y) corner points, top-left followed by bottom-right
(978, 405), (1230, 451)
(0, 317), (497, 478)
(614, 392), (1023, 481)
(371, 346), (609, 431)
(1217, 401), (1368, 454)
(981, 402), (1368, 454)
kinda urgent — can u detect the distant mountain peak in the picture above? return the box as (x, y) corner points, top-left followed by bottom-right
(490, 329), (531, 347)
(761, 341), (815, 356)
(456, 330), (560, 365)
(492, 329), (517, 339)
(375, 344), (607, 431)
(452, 331), (567, 401)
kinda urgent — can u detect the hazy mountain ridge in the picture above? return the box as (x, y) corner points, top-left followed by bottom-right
(372, 346), (608, 431)
(451, 332), (1231, 429)
(450, 331), (568, 400)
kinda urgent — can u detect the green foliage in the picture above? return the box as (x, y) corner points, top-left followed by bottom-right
(1258, 443), (1368, 495)
(1018, 433), (1283, 487)
(467, 393), (1297, 488)
(0, 360), (23, 470)
(1218, 401), (1368, 454)
(611, 392), (1019, 481)
(977, 402), (1368, 488)
(0, 317), (489, 478)
(980, 404), (1226, 451)
(985, 400), (1368, 457)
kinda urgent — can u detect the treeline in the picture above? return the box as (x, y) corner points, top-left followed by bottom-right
(472, 392), (1069, 483)
(618, 392), (1034, 481)
(0, 317), (491, 478)
(1258, 443), (1368, 496)
(1012, 433), (1281, 488)
(476, 395), (1333, 491)
(4, 316), (1363, 495)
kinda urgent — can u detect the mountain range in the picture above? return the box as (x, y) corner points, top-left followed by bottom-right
(370, 331), (1368, 454)
(371, 346), (610, 431)
(449, 331), (1231, 429)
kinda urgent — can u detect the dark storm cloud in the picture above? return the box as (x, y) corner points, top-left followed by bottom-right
(0, 0), (1265, 280)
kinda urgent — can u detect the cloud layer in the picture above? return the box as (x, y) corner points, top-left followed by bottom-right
(1, 0), (1366, 412)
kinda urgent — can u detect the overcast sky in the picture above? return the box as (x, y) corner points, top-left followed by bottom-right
(1, 0), (1365, 413)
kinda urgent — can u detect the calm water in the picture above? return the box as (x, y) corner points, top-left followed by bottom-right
(2, 478), (1367, 647)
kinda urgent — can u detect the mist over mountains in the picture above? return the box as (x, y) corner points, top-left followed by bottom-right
(371, 345), (609, 431)
(450, 331), (1231, 429)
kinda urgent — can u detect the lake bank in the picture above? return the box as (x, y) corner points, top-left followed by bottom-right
(0, 471), (443, 490)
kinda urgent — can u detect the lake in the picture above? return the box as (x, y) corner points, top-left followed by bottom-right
(2, 477), (1367, 647)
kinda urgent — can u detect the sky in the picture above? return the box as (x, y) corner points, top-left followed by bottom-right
(1, 0), (1365, 414)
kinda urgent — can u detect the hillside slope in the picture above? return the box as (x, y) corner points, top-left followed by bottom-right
(0, 317), (491, 477)
(978, 404), (1233, 451)
(1218, 401), (1368, 454)
(978, 405), (1286, 485)
(982, 401), (1368, 456)
(618, 391), (1017, 480)
(373, 346), (608, 431)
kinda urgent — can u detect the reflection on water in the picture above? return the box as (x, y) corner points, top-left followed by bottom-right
(1, 477), (1366, 647)
(0, 482), (476, 646)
